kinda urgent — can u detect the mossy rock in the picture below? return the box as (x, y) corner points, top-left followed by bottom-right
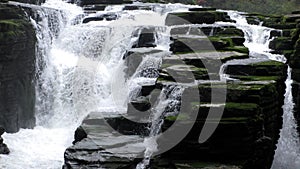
(159, 64), (209, 83)
(170, 36), (231, 53)
(193, 81), (278, 104)
(266, 23), (297, 29)
(166, 11), (233, 26)
(269, 37), (294, 50)
(283, 14), (300, 23)
(225, 60), (286, 77)
(215, 28), (244, 37)
(0, 5), (25, 20)
(222, 46), (249, 54)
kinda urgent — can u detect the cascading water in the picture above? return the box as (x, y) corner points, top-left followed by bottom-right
(225, 10), (300, 169)
(3, 1), (296, 168)
(0, 1), (197, 168)
(136, 85), (184, 169)
(271, 67), (300, 169)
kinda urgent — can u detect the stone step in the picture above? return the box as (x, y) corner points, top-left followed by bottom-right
(64, 111), (146, 169)
(165, 11), (234, 26)
(75, 0), (132, 7)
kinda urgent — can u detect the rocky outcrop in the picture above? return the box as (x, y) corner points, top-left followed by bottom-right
(0, 4), (36, 133)
(0, 127), (9, 154)
(166, 10), (234, 26)
(254, 10), (300, 132)
(64, 7), (287, 169)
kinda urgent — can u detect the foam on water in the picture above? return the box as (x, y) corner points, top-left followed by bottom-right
(0, 1), (196, 168)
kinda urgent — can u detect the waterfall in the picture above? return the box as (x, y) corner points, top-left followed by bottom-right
(271, 67), (300, 169)
(224, 10), (287, 63)
(225, 10), (300, 169)
(136, 85), (185, 169)
(0, 1), (198, 168)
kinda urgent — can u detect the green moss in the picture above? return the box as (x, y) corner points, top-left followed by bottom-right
(231, 75), (280, 81)
(223, 46), (249, 54)
(252, 60), (284, 67)
(225, 102), (258, 111)
(0, 19), (26, 31)
(221, 53), (249, 63)
(165, 113), (190, 121)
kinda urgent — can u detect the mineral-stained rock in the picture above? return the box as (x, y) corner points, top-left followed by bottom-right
(0, 4), (36, 133)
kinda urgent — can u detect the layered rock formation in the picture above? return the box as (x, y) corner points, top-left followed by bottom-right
(0, 3), (36, 133)
(64, 6), (287, 169)
(249, 11), (300, 133)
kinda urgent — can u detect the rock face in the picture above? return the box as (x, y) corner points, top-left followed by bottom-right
(259, 10), (300, 133)
(0, 4), (36, 133)
(64, 7), (287, 169)
(0, 127), (9, 154)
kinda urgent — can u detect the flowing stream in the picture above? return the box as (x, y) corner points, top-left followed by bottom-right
(0, 1), (299, 168)
(225, 10), (300, 169)
(0, 1), (195, 168)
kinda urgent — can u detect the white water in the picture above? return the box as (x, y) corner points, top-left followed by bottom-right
(0, 1), (197, 168)
(1, 1), (297, 168)
(226, 11), (300, 169)
(271, 67), (300, 169)
(136, 85), (184, 169)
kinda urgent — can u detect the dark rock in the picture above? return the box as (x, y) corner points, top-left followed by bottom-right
(73, 126), (87, 144)
(188, 7), (217, 12)
(132, 27), (157, 48)
(170, 36), (235, 53)
(0, 127), (9, 154)
(123, 5), (139, 10)
(123, 49), (163, 78)
(82, 13), (118, 23)
(0, 127), (4, 135)
(0, 4), (36, 133)
(64, 111), (145, 168)
(166, 11), (233, 26)
(82, 16), (104, 23)
(75, 0), (126, 7)
(269, 37), (294, 50)
(83, 5), (106, 11)
(292, 11), (300, 14)
(123, 5), (151, 11)
(0, 143), (9, 154)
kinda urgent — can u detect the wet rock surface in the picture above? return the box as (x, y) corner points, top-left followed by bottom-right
(0, 4), (36, 133)
(264, 11), (300, 133)
(64, 6), (287, 169)
(0, 127), (9, 154)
